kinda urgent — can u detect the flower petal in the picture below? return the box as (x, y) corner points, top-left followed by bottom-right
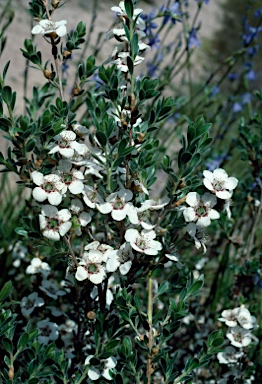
(75, 266), (88, 281)
(186, 192), (199, 207)
(33, 187), (47, 202)
(47, 191), (62, 206)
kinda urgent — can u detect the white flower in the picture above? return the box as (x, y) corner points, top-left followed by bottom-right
(56, 159), (85, 194)
(11, 242), (27, 268)
(165, 253), (183, 269)
(37, 319), (59, 345)
(39, 205), (71, 241)
(31, 171), (66, 206)
(31, 20), (67, 37)
(98, 188), (136, 221)
(226, 326), (252, 348)
(40, 279), (66, 300)
(25, 257), (51, 276)
(82, 186), (106, 209)
(49, 130), (88, 158)
(69, 199), (92, 236)
(217, 346), (244, 364)
(20, 292), (44, 317)
(125, 228), (162, 255)
(75, 249), (107, 284)
(183, 192), (220, 227)
(139, 196), (170, 211)
(219, 307), (256, 330)
(109, 49), (145, 72)
(111, 1), (146, 37)
(219, 308), (240, 327)
(85, 355), (117, 381)
(72, 123), (89, 137)
(111, 1), (143, 18)
(203, 168), (238, 200)
(237, 308), (256, 330)
(106, 242), (134, 275)
(186, 222), (208, 253)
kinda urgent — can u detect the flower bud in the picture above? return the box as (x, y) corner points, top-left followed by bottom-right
(72, 85), (83, 96)
(8, 366), (14, 380)
(43, 70), (52, 79)
(86, 311), (96, 320)
(52, 0), (61, 8)
(63, 50), (72, 59)
(135, 132), (145, 143)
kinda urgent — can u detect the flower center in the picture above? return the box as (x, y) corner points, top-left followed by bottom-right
(44, 21), (56, 31)
(136, 236), (147, 250)
(196, 205), (207, 217)
(213, 179), (224, 191)
(87, 264), (98, 273)
(44, 182), (55, 191)
(113, 197), (124, 210)
(63, 173), (73, 184)
(59, 140), (69, 148)
(48, 219), (59, 229)
(234, 333), (243, 342)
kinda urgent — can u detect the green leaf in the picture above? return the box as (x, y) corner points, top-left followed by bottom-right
(157, 281), (169, 297)
(17, 333), (29, 351)
(211, 337), (224, 347)
(124, 0), (134, 19)
(2, 86), (12, 104)
(126, 56), (133, 75)
(3, 60), (11, 81)
(195, 123), (212, 138)
(25, 139), (36, 152)
(187, 277), (204, 297)
(0, 281), (12, 302)
(131, 33), (139, 57)
(181, 152), (192, 164)
(118, 138), (128, 154)
(2, 337), (13, 353)
(109, 89), (119, 101)
(96, 131), (107, 147)
(15, 227), (28, 238)
(179, 288), (187, 301)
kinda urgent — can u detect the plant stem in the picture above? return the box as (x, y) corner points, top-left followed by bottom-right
(77, 365), (90, 384)
(146, 274), (154, 384)
(64, 236), (78, 267)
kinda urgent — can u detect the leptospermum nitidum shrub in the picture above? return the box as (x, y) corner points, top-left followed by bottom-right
(0, 0), (260, 383)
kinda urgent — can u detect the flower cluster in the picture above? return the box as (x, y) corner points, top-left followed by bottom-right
(217, 306), (258, 365)
(183, 168), (238, 253)
(106, 1), (150, 72)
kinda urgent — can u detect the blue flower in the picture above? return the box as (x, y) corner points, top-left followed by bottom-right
(247, 45), (258, 57)
(160, 3), (181, 26)
(241, 92), (252, 104)
(148, 33), (161, 49)
(232, 102), (242, 113)
(141, 10), (158, 37)
(195, 0), (210, 4)
(254, 7), (262, 18)
(242, 21), (262, 45)
(228, 72), (239, 81)
(210, 85), (220, 97)
(246, 69), (256, 81)
(188, 28), (201, 48)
